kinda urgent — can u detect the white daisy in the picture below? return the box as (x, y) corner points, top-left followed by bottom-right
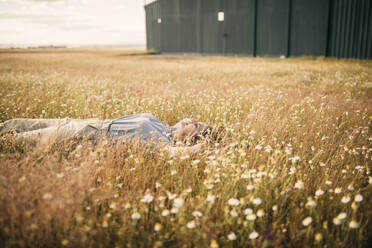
(249, 231), (259, 239)
(302, 216), (312, 226)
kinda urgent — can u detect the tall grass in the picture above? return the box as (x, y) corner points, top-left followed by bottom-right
(0, 47), (371, 247)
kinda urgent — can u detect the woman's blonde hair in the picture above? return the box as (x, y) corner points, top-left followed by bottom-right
(172, 119), (212, 145)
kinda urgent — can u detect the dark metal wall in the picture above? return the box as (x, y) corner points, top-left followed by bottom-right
(222, 0), (256, 55)
(327, 0), (372, 59)
(256, 0), (289, 57)
(179, 0), (198, 52)
(144, 0), (372, 59)
(290, 0), (330, 57)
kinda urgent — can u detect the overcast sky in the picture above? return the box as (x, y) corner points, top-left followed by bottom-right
(0, 0), (149, 46)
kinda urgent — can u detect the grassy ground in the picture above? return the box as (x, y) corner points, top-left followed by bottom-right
(0, 47), (371, 247)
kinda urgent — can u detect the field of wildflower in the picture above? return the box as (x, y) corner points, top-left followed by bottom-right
(0, 47), (371, 247)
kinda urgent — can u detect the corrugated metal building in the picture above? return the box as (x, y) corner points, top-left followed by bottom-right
(145, 0), (372, 59)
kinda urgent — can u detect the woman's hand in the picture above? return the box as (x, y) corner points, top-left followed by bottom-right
(188, 143), (203, 154)
(168, 143), (203, 157)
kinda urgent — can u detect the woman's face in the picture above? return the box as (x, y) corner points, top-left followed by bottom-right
(173, 119), (210, 145)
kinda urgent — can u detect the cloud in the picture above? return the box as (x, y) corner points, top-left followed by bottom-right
(0, 0), (146, 45)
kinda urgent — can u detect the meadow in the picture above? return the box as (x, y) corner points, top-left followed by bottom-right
(0, 47), (371, 247)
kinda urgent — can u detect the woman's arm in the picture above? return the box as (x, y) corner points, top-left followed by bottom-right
(167, 143), (203, 157)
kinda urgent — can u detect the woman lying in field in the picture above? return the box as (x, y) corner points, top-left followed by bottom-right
(0, 113), (214, 154)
